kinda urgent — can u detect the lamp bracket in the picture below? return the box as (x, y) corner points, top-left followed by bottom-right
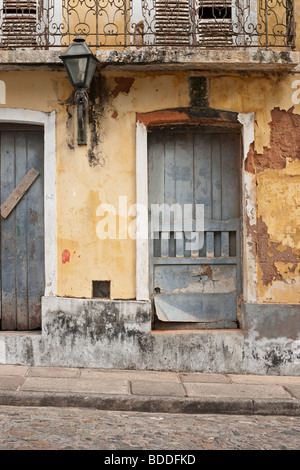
(74, 88), (88, 108)
(74, 88), (88, 145)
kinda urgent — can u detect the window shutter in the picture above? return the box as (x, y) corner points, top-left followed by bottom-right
(155, 0), (233, 46)
(2, 1), (38, 47)
(155, 0), (192, 45)
(198, 0), (233, 46)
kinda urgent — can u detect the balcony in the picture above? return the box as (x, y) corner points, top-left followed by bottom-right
(0, 0), (298, 72)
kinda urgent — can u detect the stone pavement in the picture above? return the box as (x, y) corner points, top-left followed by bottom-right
(0, 364), (300, 416)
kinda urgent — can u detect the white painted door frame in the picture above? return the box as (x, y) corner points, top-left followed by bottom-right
(135, 111), (257, 303)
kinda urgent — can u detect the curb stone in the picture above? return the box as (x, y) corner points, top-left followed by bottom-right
(0, 391), (299, 416)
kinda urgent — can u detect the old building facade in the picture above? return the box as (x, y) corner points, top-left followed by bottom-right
(0, 0), (299, 375)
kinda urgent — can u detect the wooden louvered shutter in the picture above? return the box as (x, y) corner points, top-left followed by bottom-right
(154, 1), (233, 46)
(198, 0), (233, 46)
(155, 0), (192, 45)
(2, 1), (38, 47)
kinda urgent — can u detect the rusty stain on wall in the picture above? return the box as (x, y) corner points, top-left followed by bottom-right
(87, 72), (109, 168)
(111, 77), (135, 98)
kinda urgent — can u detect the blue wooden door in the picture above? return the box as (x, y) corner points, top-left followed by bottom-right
(0, 125), (44, 331)
(148, 127), (242, 328)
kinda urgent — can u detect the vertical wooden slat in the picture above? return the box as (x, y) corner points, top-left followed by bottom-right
(175, 132), (193, 258)
(148, 133), (165, 255)
(148, 134), (165, 207)
(15, 131), (29, 330)
(26, 131), (44, 330)
(175, 232), (184, 257)
(161, 232), (169, 257)
(1, 131), (17, 330)
(236, 219), (243, 298)
(221, 133), (240, 220)
(175, 132), (194, 207)
(211, 134), (222, 221)
(169, 231), (176, 258)
(194, 132), (212, 219)
(214, 231), (221, 257)
(221, 231), (230, 257)
(164, 135), (177, 249)
(206, 231), (214, 258)
(164, 135), (175, 206)
(190, 232), (199, 258)
(229, 231), (237, 257)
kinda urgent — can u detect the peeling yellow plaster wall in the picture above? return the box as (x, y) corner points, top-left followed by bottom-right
(56, 69), (300, 301)
(257, 162), (300, 252)
(57, 71), (190, 299)
(1, 65), (300, 302)
(211, 75), (300, 153)
(256, 161), (300, 303)
(210, 70), (300, 303)
(296, 2), (300, 50)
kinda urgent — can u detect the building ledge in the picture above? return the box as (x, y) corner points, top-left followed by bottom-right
(0, 50), (64, 71)
(97, 47), (300, 72)
(0, 48), (298, 73)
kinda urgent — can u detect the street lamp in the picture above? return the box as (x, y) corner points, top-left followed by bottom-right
(60, 37), (99, 145)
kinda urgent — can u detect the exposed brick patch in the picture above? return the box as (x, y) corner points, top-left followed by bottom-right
(245, 107), (300, 174)
(137, 110), (190, 127)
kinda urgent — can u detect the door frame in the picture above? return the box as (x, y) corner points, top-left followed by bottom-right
(0, 108), (57, 298)
(135, 108), (257, 305)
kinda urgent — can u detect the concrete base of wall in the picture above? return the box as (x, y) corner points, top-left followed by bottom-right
(0, 297), (299, 375)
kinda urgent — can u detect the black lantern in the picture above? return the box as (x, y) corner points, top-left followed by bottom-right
(60, 37), (99, 145)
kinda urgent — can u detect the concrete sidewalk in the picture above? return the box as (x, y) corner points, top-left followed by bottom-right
(0, 364), (300, 416)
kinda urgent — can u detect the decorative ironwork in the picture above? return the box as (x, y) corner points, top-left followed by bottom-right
(0, 0), (295, 50)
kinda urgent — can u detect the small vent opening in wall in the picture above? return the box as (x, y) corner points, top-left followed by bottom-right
(93, 281), (111, 299)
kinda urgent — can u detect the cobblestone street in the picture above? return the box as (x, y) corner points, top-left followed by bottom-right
(0, 405), (299, 451)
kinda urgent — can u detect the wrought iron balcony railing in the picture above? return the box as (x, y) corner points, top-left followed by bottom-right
(0, 0), (295, 50)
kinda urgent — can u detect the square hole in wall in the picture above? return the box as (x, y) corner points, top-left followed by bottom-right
(93, 281), (111, 299)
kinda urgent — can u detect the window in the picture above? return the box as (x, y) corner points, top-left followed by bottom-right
(0, 1), (62, 49)
(131, 0), (262, 48)
(1, 0), (38, 47)
(198, 0), (233, 46)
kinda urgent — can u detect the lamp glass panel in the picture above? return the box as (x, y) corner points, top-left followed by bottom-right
(85, 57), (98, 89)
(65, 57), (88, 88)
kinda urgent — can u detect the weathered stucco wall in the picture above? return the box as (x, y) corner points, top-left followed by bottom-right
(0, 67), (300, 305)
(210, 75), (300, 303)
(0, 297), (298, 375)
(56, 71), (190, 300)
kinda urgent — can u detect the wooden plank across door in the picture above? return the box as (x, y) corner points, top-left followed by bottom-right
(0, 168), (40, 219)
(0, 128), (44, 331)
